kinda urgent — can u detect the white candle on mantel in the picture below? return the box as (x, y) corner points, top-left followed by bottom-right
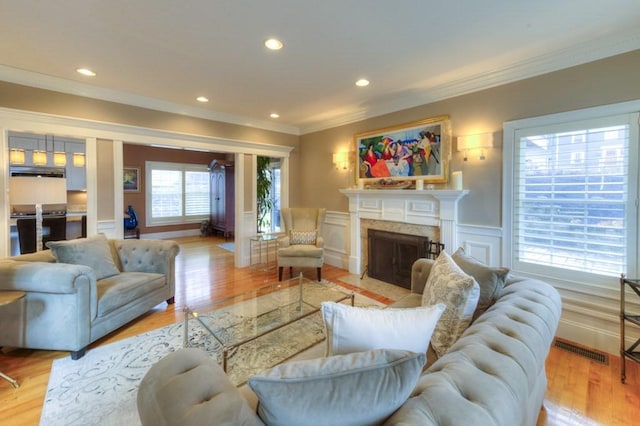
(451, 171), (463, 190)
(357, 179), (364, 189)
(415, 180), (424, 190)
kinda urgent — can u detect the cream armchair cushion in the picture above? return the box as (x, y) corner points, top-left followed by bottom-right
(277, 208), (326, 281)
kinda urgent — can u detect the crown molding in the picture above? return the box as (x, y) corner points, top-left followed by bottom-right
(0, 66), (301, 136)
(1, 28), (639, 138)
(298, 28), (640, 135)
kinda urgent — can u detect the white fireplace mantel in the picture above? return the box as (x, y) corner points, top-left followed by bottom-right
(339, 188), (469, 275)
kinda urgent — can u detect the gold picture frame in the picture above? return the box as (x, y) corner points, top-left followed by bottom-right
(355, 115), (451, 184)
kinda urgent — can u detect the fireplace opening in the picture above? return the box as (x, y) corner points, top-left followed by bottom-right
(367, 229), (431, 289)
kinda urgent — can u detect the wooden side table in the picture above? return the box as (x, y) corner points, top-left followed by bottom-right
(0, 290), (25, 388)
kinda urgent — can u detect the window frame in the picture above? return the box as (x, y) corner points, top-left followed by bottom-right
(145, 160), (210, 227)
(503, 102), (640, 286)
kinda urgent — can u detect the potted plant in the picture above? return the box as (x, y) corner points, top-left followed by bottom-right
(257, 156), (273, 233)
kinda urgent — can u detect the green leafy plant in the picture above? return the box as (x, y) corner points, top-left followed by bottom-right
(257, 156), (273, 233)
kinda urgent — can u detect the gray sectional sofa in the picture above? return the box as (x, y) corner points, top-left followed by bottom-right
(138, 257), (562, 425)
(0, 236), (180, 359)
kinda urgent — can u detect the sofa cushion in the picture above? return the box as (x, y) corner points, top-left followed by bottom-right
(452, 247), (509, 319)
(277, 245), (323, 258)
(46, 234), (120, 280)
(321, 302), (445, 358)
(290, 229), (317, 245)
(96, 272), (165, 317)
(422, 251), (480, 357)
(248, 349), (425, 426)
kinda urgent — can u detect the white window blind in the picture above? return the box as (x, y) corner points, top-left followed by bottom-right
(146, 161), (209, 226)
(512, 116), (632, 278)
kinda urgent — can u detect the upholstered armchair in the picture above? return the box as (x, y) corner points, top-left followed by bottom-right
(277, 208), (326, 281)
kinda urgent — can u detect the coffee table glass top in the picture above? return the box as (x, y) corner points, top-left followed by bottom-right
(183, 273), (354, 377)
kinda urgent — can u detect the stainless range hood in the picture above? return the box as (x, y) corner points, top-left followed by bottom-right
(10, 166), (66, 178)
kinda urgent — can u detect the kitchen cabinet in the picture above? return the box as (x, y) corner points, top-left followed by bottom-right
(64, 141), (86, 190)
(8, 132), (86, 190)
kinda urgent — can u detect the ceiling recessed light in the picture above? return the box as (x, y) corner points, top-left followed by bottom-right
(270, 113), (280, 119)
(76, 68), (96, 77)
(355, 79), (370, 87)
(196, 96), (209, 103)
(265, 38), (283, 50)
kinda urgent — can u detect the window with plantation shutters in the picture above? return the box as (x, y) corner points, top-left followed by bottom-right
(146, 161), (210, 226)
(504, 108), (640, 284)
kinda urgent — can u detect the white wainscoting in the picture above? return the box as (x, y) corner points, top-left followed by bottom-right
(99, 210), (630, 357)
(456, 224), (504, 266)
(325, 217), (629, 355)
(323, 211), (350, 269)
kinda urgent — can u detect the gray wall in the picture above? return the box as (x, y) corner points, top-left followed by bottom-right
(299, 49), (640, 227)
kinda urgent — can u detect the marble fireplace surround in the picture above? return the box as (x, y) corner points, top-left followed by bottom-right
(339, 188), (469, 275)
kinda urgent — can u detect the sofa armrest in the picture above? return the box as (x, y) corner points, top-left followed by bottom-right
(278, 236), (291, 248)
(0, 260), (95, 294)
(316, 235), (325, 249)
(0, 260), (99, 333)
(138, 348), (264, 426)
(411, 258), (435, 295)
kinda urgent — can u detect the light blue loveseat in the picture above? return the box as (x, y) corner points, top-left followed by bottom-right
(0, 236), (180, 359)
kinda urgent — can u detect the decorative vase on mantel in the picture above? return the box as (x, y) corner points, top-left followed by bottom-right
(124, 205), (138, 230)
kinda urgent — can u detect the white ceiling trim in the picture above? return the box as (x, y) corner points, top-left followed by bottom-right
(1, 27), (639, 137)
(0, 66), (301, 136)
(0, 106), (295, 157)
(298, 28), (640, 134)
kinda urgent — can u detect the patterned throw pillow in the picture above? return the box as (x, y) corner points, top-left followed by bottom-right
(422, 251), (480, 357)
(290, 229), (317, 245)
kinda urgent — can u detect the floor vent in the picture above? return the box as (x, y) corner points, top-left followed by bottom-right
(554, 339), (609, 365)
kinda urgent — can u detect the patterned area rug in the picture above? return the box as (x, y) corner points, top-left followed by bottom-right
(39, 281), (383, 426)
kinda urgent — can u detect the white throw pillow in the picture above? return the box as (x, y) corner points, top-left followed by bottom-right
(422, 251), (480, 357)
(321, 302), (445, 357)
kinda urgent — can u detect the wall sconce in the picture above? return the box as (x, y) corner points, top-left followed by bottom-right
(457, 133), (493, 161)
(73, 152), (86, 167)
(332, 152), (350, 170)
(9, 148), (25, 165)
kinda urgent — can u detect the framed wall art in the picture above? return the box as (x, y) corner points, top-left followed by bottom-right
(355, 115), (451, 185)
(123, 167), (140, 192)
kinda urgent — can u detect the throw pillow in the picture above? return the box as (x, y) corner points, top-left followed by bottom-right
(46, 234), (120, 280)
(452, 247), (510, 319)
(290, 229), (317, 245)
(321, 302), (445, 357)
(248, 349), (425, 426)
(422, 251), (480, 357)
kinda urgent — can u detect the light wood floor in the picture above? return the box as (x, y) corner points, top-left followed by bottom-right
(1, 236), (639, 425)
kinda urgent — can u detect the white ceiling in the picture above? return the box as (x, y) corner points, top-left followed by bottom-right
(1, 1), (639, 135)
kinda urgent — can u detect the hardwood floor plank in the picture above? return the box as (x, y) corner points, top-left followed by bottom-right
(1, 235), (639, 425)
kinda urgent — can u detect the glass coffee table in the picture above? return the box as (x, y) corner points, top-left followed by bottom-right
(183, 273), (354, 374)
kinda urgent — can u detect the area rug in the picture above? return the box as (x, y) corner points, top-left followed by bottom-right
(40, 281), (383, 426)
(217, 242), (235, 252)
